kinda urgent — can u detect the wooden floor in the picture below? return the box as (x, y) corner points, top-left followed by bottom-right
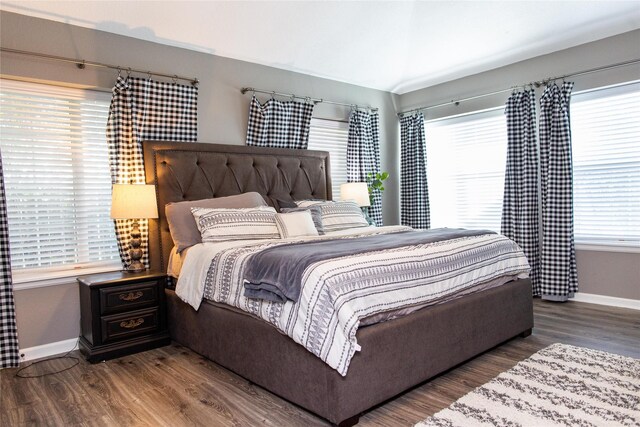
(2, 299), (639, 426)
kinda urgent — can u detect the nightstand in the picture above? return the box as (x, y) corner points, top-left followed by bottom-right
(78, 270), (171, 363)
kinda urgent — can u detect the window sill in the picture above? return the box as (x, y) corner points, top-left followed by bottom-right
(12, 264), (123, 291)
(575, 243), (640, 254)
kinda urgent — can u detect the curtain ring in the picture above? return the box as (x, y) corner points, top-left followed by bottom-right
(117, 67), (122, 78)
(290, 94), (295, 102)
(147, 72), (152, 80)
(271, 91), (275, 99)
(127, 67), (132, 77)
(172, 75), (178, 84)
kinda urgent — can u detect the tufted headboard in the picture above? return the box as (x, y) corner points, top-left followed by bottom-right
(142, 141), (332, 272)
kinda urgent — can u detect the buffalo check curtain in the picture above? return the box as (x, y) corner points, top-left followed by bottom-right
(501, 90), (541, 296)
(400, 113), (430, 229)
(106, 76), (198, 268)
(347, 110), (383, 226)
(539, 82), (578, 300)
(0, 151), (19, 368)
(246, 95), (314, 149)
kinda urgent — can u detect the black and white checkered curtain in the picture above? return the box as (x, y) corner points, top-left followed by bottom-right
(0, 151), (19, 368)
(539, 82), (578, 300)
(107, 76), (198, 268)
(347, 110), (383, 225)
(400, 114), (430, 229)
(246, 95), (314, 149)
(501, 90), (541, 296)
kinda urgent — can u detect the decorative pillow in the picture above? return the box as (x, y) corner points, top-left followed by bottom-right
(275, 198), (298, 210)
(166, 192), (268, 252)
(314, 200), (369, 232)
(191, 206), (279, 242)
(275, 211), (319, 239)
(281, 206), (325, 235)
(295, 199), (331, 208)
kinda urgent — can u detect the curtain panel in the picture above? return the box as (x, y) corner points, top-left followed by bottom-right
(0, 151), (19, 368)
(106, 76), (198, 268)
(501, 90), (542, 296)
(539, 82), (578, 300)
(400, 114), (430, 229)
(347, 110), (383, 225)
(246, 95), (314, 149)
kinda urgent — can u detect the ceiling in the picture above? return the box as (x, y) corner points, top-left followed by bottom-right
(2, 1), (640, 94)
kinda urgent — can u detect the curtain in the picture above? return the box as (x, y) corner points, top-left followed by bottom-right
(400, 114), (430, 229)
(539, 82), (578, 300)
(347, 110), (383, 225)
(501, 90), (541, 296)
(246, 95), (314, 149)
(106, 76), (198, 268)
(0, 151), (19, 368)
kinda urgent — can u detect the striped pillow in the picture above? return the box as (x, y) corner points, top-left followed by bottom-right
(191, 206), (279, 242)
(275, 211), (319, 238)
(296, 200), (368, 232)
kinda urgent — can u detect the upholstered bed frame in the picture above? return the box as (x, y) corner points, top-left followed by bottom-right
(143, 140), (534, 426)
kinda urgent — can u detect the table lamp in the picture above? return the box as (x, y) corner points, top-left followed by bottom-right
(340, 182), (375, 225)
(110, 184), (158, 272)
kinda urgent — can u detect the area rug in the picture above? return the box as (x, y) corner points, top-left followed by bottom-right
(416, 343), (640, 426)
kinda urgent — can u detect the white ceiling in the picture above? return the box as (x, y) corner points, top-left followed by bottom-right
(2, 1), (640, 94)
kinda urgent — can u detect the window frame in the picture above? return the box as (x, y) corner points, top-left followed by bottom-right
(424, 106), (508, 232)
(571, 80), (640, 252)
(0, 79), (121, 289)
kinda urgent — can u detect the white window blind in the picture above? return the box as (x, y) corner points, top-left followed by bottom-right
(571, 82), (640, 247)
(426, 108), (507, 231)
(0, 79), (120, 283)
(307, 118), (349, 200)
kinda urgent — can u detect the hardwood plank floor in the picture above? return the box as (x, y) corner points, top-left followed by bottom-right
(2, 299), (639, 426)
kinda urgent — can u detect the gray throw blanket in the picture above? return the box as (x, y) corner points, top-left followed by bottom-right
(243, 228), (495, 303)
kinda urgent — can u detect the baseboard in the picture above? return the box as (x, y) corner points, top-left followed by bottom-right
(19, 338), (79, 362)
(573, 293), (640, 310)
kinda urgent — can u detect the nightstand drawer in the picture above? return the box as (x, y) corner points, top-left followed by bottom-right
(100, 281), (159, 315)
(101, 308), (159, 343)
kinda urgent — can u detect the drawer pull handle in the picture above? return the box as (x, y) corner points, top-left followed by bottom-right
(120, 318), (145, 329)
(119, 291), (144, 302)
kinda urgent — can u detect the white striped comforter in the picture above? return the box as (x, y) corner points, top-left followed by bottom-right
(176, 226), (530, 376)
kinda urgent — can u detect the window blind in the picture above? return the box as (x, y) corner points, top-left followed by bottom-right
(426, 108), (507, 231)
(0, 79), (120, 282)
(307, 118), (349, 200)
(571, 82), (640, 247)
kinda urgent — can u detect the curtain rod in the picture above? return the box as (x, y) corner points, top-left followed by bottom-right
(398, 57), (640, 117)
(241, 87), (378, 112)
(1, 47), (199, 86)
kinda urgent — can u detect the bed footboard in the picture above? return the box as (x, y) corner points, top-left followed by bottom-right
(165, 278), (533, 425)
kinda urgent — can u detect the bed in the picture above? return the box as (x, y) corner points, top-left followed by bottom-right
(142, 140), (534, 426)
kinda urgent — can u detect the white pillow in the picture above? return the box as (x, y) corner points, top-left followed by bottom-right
(296, 200), (368, 232)
(191, 206), (279, 242)
(275, 211), (319, 238)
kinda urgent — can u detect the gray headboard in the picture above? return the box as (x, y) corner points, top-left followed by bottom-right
(142, 141), (332, 272)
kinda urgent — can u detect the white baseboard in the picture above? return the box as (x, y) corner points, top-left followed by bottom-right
(19, 338), (79, 362)
(573, 293), (640, 310)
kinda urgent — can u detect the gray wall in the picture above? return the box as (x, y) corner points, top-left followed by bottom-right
(398, 30), (640, 301)
(0, 11), (400, 349)
(1, 11), (638, 350)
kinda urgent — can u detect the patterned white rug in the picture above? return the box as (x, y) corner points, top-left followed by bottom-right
(416, 343), (640, 427)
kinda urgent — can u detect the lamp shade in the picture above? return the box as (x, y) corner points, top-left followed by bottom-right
(340, 182), (370, 207)
(110, 184), (159, 219)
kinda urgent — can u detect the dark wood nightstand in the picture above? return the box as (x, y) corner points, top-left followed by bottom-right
(78, 270), (171, 363)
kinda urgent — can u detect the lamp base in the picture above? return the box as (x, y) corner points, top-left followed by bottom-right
(126, 260), (146, 273)
(361, 207), (376, 226)
(126, 220), (146, 273)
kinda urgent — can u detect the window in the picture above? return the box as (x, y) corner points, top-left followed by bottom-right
(425, 108), (507, 231)
(0, 79), (120, 284)
(571, 81), (640, 247)
(307, 118), (349, 200)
